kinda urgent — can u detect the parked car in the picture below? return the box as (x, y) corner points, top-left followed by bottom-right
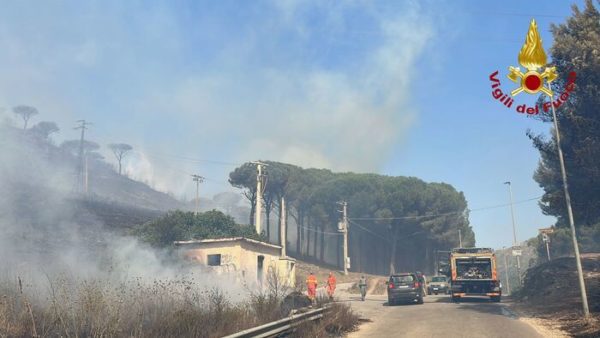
(427, 275), (450, 295)
(387, 273), (424, 305)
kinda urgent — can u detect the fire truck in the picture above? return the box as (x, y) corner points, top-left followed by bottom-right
(448, 248), (501, 302)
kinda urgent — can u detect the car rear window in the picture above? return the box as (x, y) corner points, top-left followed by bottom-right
(431, 277), (446, 282)
(391, 275), (414, 283)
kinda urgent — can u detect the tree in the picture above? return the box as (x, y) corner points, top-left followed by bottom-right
(229, 163), (259, 225)
(528, 1), (600, 228)
(30, 121), (59, 140)
(228, 161), (474, 275)
(12, 105), (38, 129)
(135, 209), (262, 247)
(108, 143), (133, 175)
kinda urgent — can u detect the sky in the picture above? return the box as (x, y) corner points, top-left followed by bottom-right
(0, 0), (588, 248)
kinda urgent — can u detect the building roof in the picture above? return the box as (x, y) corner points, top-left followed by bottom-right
(174, 237), (282, 250)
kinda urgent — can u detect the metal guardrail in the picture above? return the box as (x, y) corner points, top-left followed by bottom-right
(223, 306), (327, 338)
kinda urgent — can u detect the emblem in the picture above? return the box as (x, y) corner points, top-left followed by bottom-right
(507, 19), (558, 97)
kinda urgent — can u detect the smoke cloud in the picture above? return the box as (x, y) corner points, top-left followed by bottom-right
(0, 126), (243, 299)
(0, 1), (437, 198)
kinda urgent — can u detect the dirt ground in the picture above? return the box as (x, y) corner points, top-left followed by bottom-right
(294, 260), (384, 291)
(515, 254), (600, 337)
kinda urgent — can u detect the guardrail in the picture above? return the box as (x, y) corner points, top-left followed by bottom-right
(223, 306), (327, 338)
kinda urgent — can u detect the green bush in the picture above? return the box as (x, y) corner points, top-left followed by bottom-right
(134, 210), (263, 247)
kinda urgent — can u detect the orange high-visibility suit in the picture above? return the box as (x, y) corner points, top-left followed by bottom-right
(326, 273), (336, 299)
(306, 274), (318, 300)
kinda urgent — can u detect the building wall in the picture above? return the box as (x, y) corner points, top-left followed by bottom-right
(179, 240), (295, 287)
(181, 241), (243, 274)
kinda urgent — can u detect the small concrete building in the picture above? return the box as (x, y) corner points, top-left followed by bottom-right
(174, 237), (296, 288)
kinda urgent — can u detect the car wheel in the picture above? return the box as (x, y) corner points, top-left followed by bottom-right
(417, 296), (424, 304)
(388, 298), (394, 306)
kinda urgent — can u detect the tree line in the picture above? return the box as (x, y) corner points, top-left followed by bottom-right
(527, 1), (600, 261)
(229, 161), (474, 275)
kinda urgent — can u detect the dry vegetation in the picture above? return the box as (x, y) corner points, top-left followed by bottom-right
(0, 271), (359, 338)
(293, 302), (360, 337)
(516, 255), (600, 337)
(0, 276), (265, 337)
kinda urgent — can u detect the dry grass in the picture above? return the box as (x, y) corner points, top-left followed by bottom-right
(292, 302), (360, 337)
(0, 274), (285, 338)
(0, 267), (359, 338)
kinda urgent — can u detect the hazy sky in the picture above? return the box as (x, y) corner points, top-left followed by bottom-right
(0, 0), (587, 248)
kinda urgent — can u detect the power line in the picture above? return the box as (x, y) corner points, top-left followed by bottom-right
(87, 128), (243, 168)
(349, 195), (543, 221)
(350, 210), (462, 221)
(295, 223), (343, 236)
(141, 151), (241, 166)
(348, 219), (388, 241)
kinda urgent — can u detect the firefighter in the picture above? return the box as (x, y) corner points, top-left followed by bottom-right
(326, 272), (337, 300)
(306, 272), (318, 302)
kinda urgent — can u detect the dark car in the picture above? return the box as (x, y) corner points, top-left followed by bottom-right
(387, 273), (424, 305)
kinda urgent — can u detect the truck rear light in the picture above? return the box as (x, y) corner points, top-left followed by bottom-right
(389, 283), (394, 289)
(414, 282), (420, 288)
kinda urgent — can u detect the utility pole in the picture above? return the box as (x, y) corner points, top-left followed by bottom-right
(84, 153), (89, 194)
(191, 174), (204, 215)
(504, 181), (522, 286)
(458, 229), (462, 248)
(548, 89), (589, 318)
(252, 161), (267, 235)
(280, 196), (286, 257)
(337, 201), (349, 275)
(502, 247), (511, 295)
(74, 120), (91, 193)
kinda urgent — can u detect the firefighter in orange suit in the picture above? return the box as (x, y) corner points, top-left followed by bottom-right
(326, 272), (337, 300)
(306, 272), (318, 301)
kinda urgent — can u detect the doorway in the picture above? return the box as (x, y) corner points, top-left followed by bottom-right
(257, 255), (265, 285)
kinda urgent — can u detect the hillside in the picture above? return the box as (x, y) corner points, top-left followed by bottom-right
(518, 254), (600, 337)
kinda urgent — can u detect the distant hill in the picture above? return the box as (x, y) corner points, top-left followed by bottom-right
(87, 159), (185, 211)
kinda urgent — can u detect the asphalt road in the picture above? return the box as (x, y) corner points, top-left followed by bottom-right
(342, 293), (544, 338)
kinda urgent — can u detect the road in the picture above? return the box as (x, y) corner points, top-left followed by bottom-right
(340, 292), (545, 338)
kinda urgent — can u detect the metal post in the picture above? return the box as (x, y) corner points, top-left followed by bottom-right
(548, 89), (590, 318)
(191, 174), (204, 215)
(343, 202), (349, 275)
(84, 153), (88, 194)
(504, 181), (522, 285)
(458, 229), (462, 248)
(546, 239), (551, 261)
(503, 247), (511, 295)
(74, 120), (90, 193)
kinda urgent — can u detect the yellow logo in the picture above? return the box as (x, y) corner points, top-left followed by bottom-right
(507, 19), (557, 97)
